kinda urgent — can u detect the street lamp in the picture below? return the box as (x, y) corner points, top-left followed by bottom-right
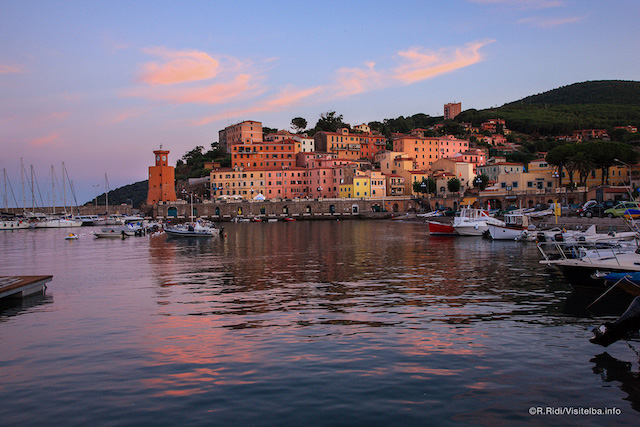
(552, 171), (560, 189)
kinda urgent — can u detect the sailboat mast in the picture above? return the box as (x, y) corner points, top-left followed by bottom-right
(105, 173), (109, 216)
(21, 158), (25, 213)
(3, 169), (7, 211)
(62, 163), (67, 214)
(31, 165), (35, 213)
(51, 165), (55, 215)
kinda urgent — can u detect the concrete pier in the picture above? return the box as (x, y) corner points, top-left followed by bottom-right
(0, 276), (52, 299)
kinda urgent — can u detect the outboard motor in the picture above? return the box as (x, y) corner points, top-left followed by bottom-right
(591, 296), (640, 347)
(537, 232), (546, 242)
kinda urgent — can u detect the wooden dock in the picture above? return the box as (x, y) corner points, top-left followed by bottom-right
(0, 276), (52, 299)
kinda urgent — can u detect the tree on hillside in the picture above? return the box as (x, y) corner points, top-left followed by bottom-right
(291, 117), (307, 133)
(314, 111), (347, 132)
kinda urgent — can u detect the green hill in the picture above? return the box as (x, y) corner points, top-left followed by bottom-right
(84, 180), (148, 208)
(507, 80), (640, 106)
(457, 80), (640, 136)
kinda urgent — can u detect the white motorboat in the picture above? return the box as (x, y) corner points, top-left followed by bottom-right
(0, 217), (31, 230)
(488, 211), (532, 240)
(538, 240), (640, 290)
(165, 222), (222, 237)
(453, 207), (504, 236)
(33, 217), (83, 228)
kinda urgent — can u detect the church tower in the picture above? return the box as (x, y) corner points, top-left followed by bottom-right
(147, 147), (178, 205)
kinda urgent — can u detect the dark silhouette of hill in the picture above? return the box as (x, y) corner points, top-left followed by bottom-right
(456, 80), (640, 135)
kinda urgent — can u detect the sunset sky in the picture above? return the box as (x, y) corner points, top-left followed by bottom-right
(1, 0), (639, 205)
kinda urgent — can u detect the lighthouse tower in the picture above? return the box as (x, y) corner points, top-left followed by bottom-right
(147, 147), (178, 205)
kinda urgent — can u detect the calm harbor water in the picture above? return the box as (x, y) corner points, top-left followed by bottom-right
(1, 220), (639, 425)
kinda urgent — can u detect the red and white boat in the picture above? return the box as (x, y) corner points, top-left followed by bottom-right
(427, 221), (457, 235)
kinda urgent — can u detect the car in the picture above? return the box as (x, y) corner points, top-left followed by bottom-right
(580, 200), (616, 218)
(576, 200), (597, 216)
(604, 201), (640, 218)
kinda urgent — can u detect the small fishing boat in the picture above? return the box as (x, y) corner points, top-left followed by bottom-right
(165, 222), (222, 237)
(284, 217), (296, 222)
(93, 229), (128, 239)
(427, 220), (456, 235)
(453, 207), (504, 236)
(65, 233), (79, 240)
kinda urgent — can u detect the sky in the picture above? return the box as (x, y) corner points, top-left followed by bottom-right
(1, 0), (639, 206)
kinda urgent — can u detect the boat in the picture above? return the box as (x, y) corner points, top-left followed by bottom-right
(65, 233), (79, 240)
(452, 207), (504, 236)
(33, 216), (83, 228)
(0, 216), (31, 230)
(93, 228), (128, 239)
(284, 217), (296, 222)
(427, 220), (457, 235)
(488, 211), (532, 240)
(165, 222), (222, 237)
(590, 296), (640, 347)
(538, 240), (640, 290)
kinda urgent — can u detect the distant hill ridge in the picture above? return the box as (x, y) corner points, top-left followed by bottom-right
(506, 80), (640, 107)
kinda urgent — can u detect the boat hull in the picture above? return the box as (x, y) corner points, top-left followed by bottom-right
(488, 224), (525, 240)
(454, 223), (489, 236)
(427, 221), (456, 235)
(0, 220), (31, 230)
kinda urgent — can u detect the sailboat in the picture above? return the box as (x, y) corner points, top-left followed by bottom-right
(1, 168), (30, 230)
(32, 165), (81, 228)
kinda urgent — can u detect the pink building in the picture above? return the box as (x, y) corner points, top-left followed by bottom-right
(263, 167), (308, 199)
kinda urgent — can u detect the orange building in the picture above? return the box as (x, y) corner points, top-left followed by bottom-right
(219, 120), (263, 152)
(147, 149), (177, 205)
(444, 102), (461, 120)
(231, 138), (298, 169)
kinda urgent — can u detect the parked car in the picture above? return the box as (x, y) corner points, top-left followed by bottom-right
(604, 201), (640, 218)
(576, 200), (597, 216)
(580, 200), (616, 218)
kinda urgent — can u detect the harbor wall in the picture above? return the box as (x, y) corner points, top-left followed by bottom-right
(152, 197), (417, 221)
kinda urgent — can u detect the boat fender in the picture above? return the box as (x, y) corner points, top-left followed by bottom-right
(474, 224), (479, 230)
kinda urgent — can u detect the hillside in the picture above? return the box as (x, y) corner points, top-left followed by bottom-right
(84, 180), (148, 208)
(506, 80), (640, 107)
(457, 80), (640, 136)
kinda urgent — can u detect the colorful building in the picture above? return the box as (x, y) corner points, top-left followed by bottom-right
(444, 102), (461, 120)
(219, 120), (263, 152)
(147, 148), (177, 205)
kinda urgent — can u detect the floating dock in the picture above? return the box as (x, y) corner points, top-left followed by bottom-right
(0, 276), (52, 299)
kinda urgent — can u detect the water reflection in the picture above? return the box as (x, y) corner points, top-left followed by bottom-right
(592, 352), (640, 412)
(0, 293), (53, 322)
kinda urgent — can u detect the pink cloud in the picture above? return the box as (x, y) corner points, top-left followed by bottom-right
(139, 48), (220, 85)
(334, 62), (382, 97)
(393, 40), (494, 84)
(108, 107), (152, 124)
(518, 15), (583, 26)
(0, 64), (25, 74)
(30, 132), (61, 147)
(126, 73), (264, 105)
(192, 86), (322, 126)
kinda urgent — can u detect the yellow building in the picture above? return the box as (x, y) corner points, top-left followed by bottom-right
(210, 166), (266, 200)
(339, 171), (371, 198)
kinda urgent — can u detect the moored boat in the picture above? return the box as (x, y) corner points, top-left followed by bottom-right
(165, 222), (222, 237)
(427, 220), (457, 235)
(453, 207), (504, 236)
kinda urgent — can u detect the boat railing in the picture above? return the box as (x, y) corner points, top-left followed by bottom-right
(537, 241), (637, 267)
